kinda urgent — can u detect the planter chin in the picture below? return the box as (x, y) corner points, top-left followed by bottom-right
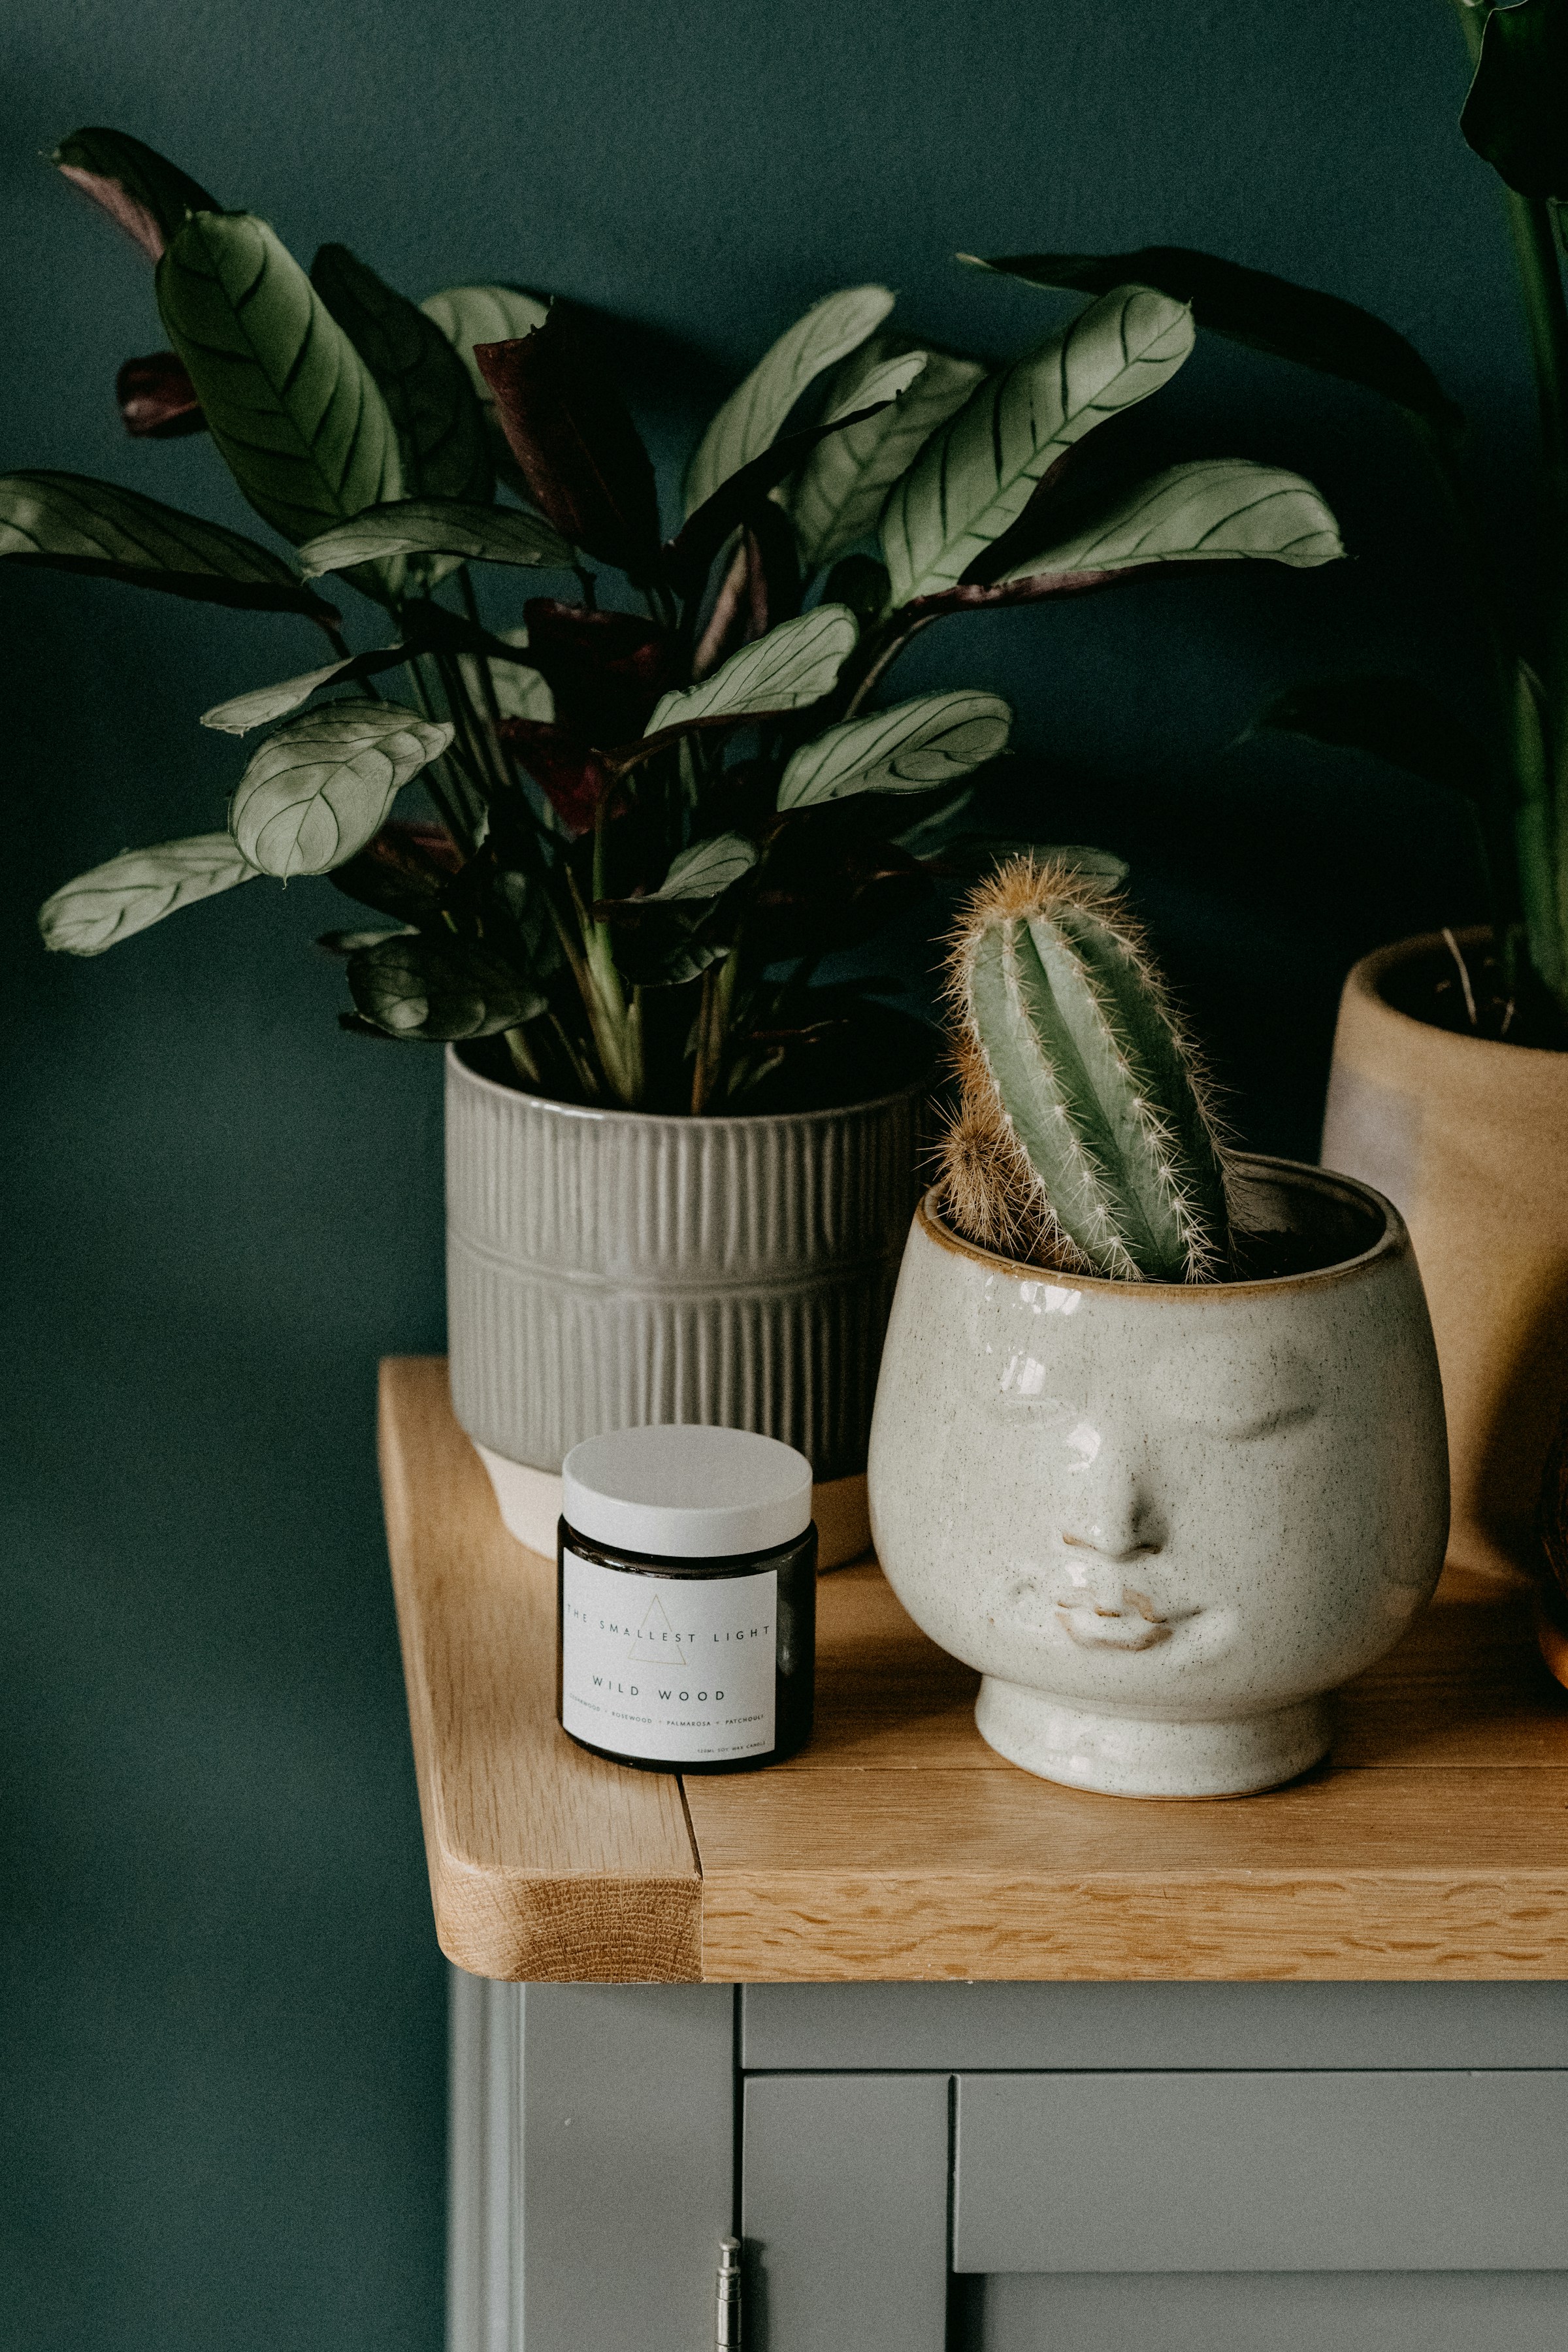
(445, 1027), (930, 1570)
(868, 1158), (1449, 1799)
(1321, 930), (1568, 1617)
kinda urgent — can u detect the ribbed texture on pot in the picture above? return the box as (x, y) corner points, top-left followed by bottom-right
(446, 1048), (924, 1479)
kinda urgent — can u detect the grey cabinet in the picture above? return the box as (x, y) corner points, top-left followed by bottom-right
(449, 1976), (1568, 2352)
(954, 2072), (1568, 2273)
(968, 2272), (1568, 2351)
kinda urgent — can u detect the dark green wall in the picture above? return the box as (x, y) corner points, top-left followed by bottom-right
(0, 5), (1529, 2345)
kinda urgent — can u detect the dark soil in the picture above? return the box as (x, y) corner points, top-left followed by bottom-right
(1227, 1225), (1344, 1282)
(1379, 934), (1568, 1052)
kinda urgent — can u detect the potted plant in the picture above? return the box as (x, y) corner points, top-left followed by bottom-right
(12, 128), (1343, 1563)
(867, 860), (1450, 1797)
(961, 3), (1568, 1609)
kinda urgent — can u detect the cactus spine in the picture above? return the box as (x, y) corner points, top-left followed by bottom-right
(939, 857), (1231, 1282)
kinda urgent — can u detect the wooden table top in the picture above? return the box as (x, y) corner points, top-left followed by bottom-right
(379, 1355), (1568, 1983)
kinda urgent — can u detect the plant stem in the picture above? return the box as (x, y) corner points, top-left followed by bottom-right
(841, 613), (934, 717)
(504, 1023), (542, 1085)
(1456, 0), (1568, 996)
(690, 936), (743, 1113)
(433, 647), (506, 805)
(1505, 197), (1568, 529)
(691, 962), (721, 1114)
(455, 569), (518, 766)
(404, 653), (482, 853)
(570, 838), (643, 1107)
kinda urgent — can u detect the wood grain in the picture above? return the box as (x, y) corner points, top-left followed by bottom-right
(689, 1769), (1568, 1981)
(379, 1357), (701, 1982)
(382, 1357), (1568, 1983)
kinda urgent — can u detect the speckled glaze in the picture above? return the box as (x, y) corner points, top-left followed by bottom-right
(868, 1156), (1449, 1798)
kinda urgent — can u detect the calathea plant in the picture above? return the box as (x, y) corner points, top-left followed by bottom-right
(939, 857), (1233, 1281)
(964, 0), (1568, 1043)
(14, 128), (1343, 1114)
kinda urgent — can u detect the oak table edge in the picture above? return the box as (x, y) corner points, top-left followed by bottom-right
(379, 1354), (1568, 1984)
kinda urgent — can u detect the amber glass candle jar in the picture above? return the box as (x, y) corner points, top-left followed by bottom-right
(556, 1424), (817, 1773)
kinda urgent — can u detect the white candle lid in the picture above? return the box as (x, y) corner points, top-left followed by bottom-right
(561, 1423), (813, 1560)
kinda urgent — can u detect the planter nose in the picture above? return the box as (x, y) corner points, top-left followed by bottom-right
(1055, 1454), (1163, 1563)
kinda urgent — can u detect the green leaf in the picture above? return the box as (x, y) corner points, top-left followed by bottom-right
(645, 604), (858, 734)
(311, 244), (493, 505)
(684, 284), (895, 516)
(788, 341), (985, 569)
(318, 925), (414, 954)
(157, 212), (403, 545)
(39, 833), (257, 956)
(645, 936), (729, 988)
(202, 648), (425, 734)
(649, 833), (759, 900)
(204, 657), (363, 734)
(994, 460), (1344, 586)
(777, 691), (1013, 810)
(822, 553), (892, 629)
(330, 825), (459, 923)
(347, 930), (544, 1039)
(202, 604), (541, 731)
(494, 867), (562, 977)
(53, 127), (218, 262)
(0, 470), (338, 618)
(1249, 673), (1492, 802)
(297, 497), (571, 578)
(229, 699), (455, 877)
(619, 924), (730, 989)
(482, 627), (554, 724)
(823, 348), (928, 419)
(420, 284), (552, 497)
(880, 284), (1194, 606)
(1462, 0), (1568, 199)
(419, 284), (551, 402)
(664, 399), (902, 600)
(962, 247), (1461, 440)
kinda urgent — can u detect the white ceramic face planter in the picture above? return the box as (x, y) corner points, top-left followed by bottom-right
(867, 1156), (1450, 1798)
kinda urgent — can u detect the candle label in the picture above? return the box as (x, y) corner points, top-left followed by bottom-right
(560, 1552), (777, 1762)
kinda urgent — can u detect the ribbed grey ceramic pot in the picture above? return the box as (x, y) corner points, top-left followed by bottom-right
(446, 1042), (925, 1564)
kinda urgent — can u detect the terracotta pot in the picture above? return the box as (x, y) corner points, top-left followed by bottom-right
(1320, 929), (1568, 1584)
(445, 1040), (928, 1567)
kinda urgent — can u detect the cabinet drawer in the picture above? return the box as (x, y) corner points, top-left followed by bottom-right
(955, 2072), (1568, 2273)
(972, 2271), (1568, 2352)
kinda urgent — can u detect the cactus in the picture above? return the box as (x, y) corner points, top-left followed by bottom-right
(938, 857), (1232, 1282)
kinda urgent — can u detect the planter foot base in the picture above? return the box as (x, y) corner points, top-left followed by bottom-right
(474, 1441), (871, 1570)
(974, 1678), (1335, 1799)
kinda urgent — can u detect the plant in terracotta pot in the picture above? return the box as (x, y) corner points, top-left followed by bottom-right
(14, 128), (1345, 1562)
(866, 860), (1449, 1797)
(962, 5), (1568, 1603)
